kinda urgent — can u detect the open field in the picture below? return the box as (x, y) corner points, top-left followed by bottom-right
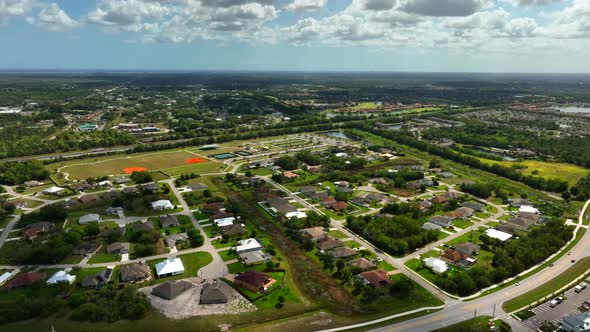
(55, 150), (223, 179)
(479, 159), (589, 185)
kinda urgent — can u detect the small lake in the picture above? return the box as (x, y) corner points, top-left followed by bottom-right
(325, 131), (351, 139)
(559, 107), (590, 114)
(387, 124), (402, 131)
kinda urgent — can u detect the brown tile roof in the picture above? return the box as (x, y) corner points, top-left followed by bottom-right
(359, 269), (391, 288)
(235, 270), (272, 289)
(5, 272), (46, 290)
(318, 236), (344, 251)
(440, 249), (471, 263)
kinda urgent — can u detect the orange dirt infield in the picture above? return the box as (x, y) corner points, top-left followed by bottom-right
(123, 167), (148, 174)
(186, 158), (208, 164)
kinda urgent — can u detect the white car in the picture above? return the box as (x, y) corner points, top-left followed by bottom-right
(575, 283), (588, 293)
(549, 297), (564, 308)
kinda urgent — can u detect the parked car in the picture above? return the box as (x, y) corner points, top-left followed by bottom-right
(575, 283), (588, 293)
(583, 301), (590, 309)
(572, 259), (577, 263)
(550, 297), (564, 308)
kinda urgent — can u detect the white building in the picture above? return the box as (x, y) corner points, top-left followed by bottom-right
(519, 205), (540, 214)
(235, 238), (263, 254)
(47, 271), (76, 285)
(43, 186), (65, 195)
(485, 228), (513, 242)
(423, 257), (448, 274)
(79, 214), (102, 225)
(285, 211), (307, 219)
(152, 200), (174, 210)
(214, 216), (235, 227)
(155, 257), (185, 278)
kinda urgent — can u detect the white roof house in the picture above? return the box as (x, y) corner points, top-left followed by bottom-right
(152, 200), (173, 210)
(519, 205), (540, 214)
(47, 271), (76, 285)
(97, 180), (113, 187)
(79, 214), (102, 225)
(486, 228), (513, 242)
(423, 257), (448, 274)
(235, 238), (263, 254)
(155, 257), (185, 277)
(0, 272), (11, 286)
(239, 250), (271, 265)
(285, 211), (307, 219)
(43, 186), (65, 194)
(335, 152), (348, 158)
(214, 216), (236, 227)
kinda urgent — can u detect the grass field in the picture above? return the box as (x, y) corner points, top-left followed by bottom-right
(479, 159), (589, 185)
(57, 150), (223, 179)
(431, 316), (506, 332)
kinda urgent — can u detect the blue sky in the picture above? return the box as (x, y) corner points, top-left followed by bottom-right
(0, 0), (588, 72)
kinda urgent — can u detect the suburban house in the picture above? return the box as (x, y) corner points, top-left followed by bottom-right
(239, 250), (272, 265)
(357, 269), (392, 288)
(365, 193), (384, 203)
(235, 238), (263, 254)
(421, 222), (442, 231)
(141, 183), (160, 192)
(519, 205), (540, 214)
(5, 271), (47, 290)
(106, 242), (130, 255)
(318, 236), (344, 251)
(300, 186), (319, 195)
(320, 196), (337, 206)
(120, 262), (151, 283)
(350, 197), (370, 208)
(505, 216), (536, 232)
(151, 280), (193, 300)
(485, 228), (513, 241)
(214, 216), (236, 227)
(448, 207), (475, 219)
(463, 202), (486, 212)
(508, 198), (533, 207)
(440, 249), (476, 269)
(424, 257), (448, 274)
(24, 180), (43, 187)
(234, 270), (275, 293)
(46, 271), (76, 285)
(0, 272), (11, 286)
(283, 171), (299, 179)
(23, 222), (54, 241)
(454, 242), (480, 256)
(300, 227), (325, 241)
(328, 247), (357, 259)
(121, 187), (139, 195)
(78, 213), (102, 225)
(285, 211), (307, 219)
(73, 242), (101, 256)
(133, 219), (156, 232)
(104, 206), (124, 215)
(79, 194), (99, 204)
(428, 215), (453, 228)
(329, 201), (348, 212)
(72, 182), (93, 192)
(152, 200), (174, 210)
(165, 233), (189, 248)
(349, 258), (376, 271)
(160, 215), (179, 228)
(221, 223), (246, 237)
(81, 269), (111, 288)
(266, 197), (297, 215)
(43, 186), (65, 196)
(200, 283), (228, 304)
(203, 202), (225, 214)
(431, 195), (449, 204)
(187, 183), (208, 191)
(210, 210), (234, 221)
(155, 257), (185, 278)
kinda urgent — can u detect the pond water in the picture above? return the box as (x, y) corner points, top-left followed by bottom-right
(325, 131), (351, 139)
(559, 107), (590, 113)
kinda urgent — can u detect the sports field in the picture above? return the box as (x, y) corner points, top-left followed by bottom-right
(479, 159), (589, 185)
(58, 150), (224, 180)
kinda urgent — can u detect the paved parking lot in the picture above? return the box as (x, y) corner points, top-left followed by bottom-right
(523, 281), (590, 330)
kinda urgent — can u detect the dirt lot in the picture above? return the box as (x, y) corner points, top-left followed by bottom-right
(140, 277), (255, 319)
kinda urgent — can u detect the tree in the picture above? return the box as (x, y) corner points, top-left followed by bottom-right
(130, 171), (152, 184)
(39, 204), (68, 222)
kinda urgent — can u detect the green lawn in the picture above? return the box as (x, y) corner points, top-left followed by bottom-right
(479, 159), (589, 186)
(88, 247), (120, 264)
(503, 256), (590, 312)
(146, 251), (213, 284)
(219, 250), (238, 262)
(328, 229), (349, 240)
(452, 219), (474, 229)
